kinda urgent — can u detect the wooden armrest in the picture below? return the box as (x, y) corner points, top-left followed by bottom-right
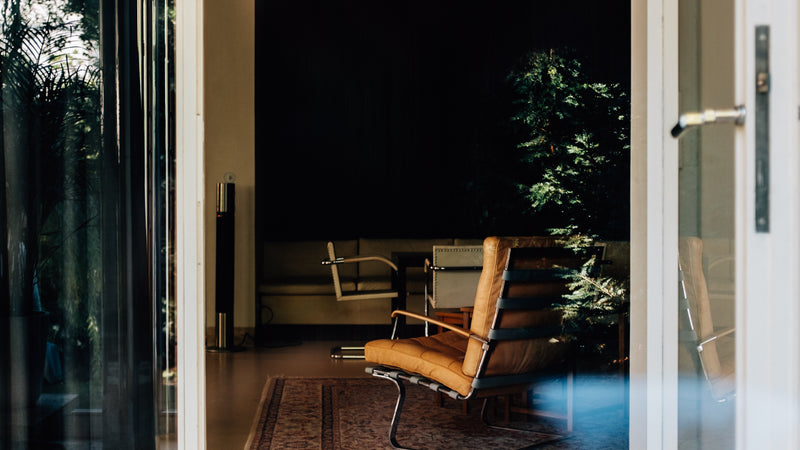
(391, 310), (470, 338)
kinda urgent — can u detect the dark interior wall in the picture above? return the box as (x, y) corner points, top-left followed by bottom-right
(255, 0), (630, 240)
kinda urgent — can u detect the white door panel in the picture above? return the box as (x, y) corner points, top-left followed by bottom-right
(634, 0), (800, 448)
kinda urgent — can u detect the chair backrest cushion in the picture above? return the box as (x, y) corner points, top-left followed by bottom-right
(462, 236), (563, 377)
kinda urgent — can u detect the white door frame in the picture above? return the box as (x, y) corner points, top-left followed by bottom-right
(629, 0), (678, 447)
(632, 0), (800, 448)
(175, 0), (800, 447)
(629, 0), (679, 447)
(176, 0), (206, 448)
(736, 0), (800, 448)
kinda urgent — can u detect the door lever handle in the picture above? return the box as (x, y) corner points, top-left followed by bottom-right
(671, 105), (746, 138)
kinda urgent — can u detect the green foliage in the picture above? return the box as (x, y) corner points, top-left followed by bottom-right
(508, 50), (630, 358)
(547, 231), (629, 332)
(508, 49), (630, 240)
(65, 0), (99, 51)
(1, 2), (103, 380)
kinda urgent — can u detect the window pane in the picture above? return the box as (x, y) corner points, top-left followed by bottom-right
(146, 0), (178, 445)
(677, 0), (736, 447)
(0, 1), (168, 447)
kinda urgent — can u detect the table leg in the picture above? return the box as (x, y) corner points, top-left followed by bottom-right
(392, 269), (406, 330)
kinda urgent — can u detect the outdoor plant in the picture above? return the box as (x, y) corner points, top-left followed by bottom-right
(508, 48), (630, 241)
(558, 234), (629, 332)
(507, 48), (630, 346)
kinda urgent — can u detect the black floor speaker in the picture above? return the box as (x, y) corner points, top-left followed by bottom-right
(208, 182), (245, 352)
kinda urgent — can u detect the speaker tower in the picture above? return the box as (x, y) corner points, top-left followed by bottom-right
(208, 182), (244, 352)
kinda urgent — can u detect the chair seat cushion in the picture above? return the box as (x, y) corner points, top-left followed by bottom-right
(338, 289), (398, 301)
(364, 331), (473, 397)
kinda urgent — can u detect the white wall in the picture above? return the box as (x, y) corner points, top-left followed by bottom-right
(203, 0), (255, 331)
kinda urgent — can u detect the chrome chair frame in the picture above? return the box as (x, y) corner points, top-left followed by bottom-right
(322, 241), (399, 358)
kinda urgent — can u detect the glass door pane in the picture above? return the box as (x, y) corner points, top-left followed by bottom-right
(0, 1), (169, 447)
(145, 0), (177, 446)
(677, 0), (737, 447)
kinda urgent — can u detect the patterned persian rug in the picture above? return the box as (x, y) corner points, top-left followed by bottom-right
(246, 376), (565, 450)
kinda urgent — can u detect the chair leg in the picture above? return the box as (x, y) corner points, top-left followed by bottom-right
(481, 375), (574, 437)
(480, 398), (509, 430)
(384, 375), (413, 450)
(565, 368), (574, 433)
(330, 345), (365, 359)
(480, 397), (567, 442)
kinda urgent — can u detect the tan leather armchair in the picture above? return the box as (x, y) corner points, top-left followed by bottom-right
(365, 236), (602, 448)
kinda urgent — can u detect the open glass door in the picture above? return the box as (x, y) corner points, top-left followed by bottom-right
(667, 0), (800, 448)
(675, 1), (738, 447)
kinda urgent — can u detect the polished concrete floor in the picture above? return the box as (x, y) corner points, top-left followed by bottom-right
(205, 340), (371, 450)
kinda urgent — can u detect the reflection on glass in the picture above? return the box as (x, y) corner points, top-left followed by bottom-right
(677, 0), (736, 447)
(1, 1), (105, 444)
(1, 0), (174, 447)
(149, 0), (177, 445)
